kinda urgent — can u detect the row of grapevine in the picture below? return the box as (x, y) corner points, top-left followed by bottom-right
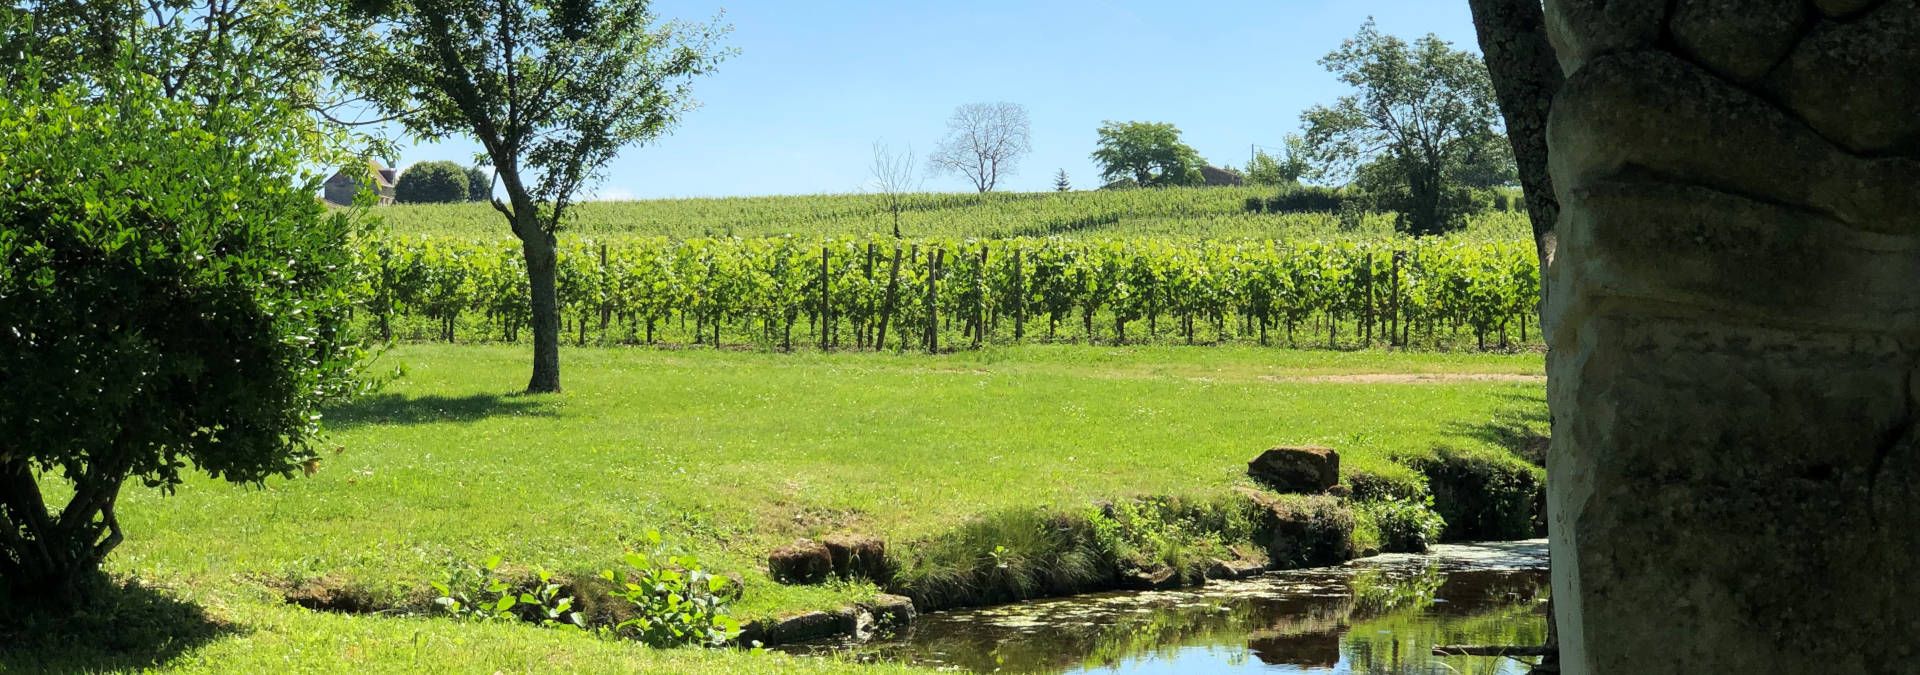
(355, 235), (1540, 352)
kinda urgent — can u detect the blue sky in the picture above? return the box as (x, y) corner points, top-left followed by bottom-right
(394, 1), (1481, 199)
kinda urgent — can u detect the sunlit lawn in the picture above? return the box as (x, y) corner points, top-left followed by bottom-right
(15, 343), (1544, 672)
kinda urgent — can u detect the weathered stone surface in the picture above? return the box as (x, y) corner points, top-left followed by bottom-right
(1119, 565), (1180, 591)
(862, 593), (917, 631)
(1236, 488), (1354, 569)
(1247, 446), (1339, 494)
(1815, 0), (1884, 16)
(767, 540), (832, 585)
(1543, 0), (1667, 74)
(735, 609), (854, 646)
(820, 533), (891, 583)
(1204, 558), (1266, 581)
(1668, 0), (1805, 83)
(1770, 0), (1920, 154)
(1545, 5), (1920, 671)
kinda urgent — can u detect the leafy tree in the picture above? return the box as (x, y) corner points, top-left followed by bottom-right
(396, 160), (471, 203)
(348, 0), (731, 392)
(1054, 168), (1071, 192)
(6, 0), (375, 154)
(1302, 20), (1514, 235)
(1090, 121), (1204, 188)
(0, 67), (365, 609)
(1246, 136), (1311, 186)
(466, 166), (491, 201)
(927, 102), (1031, 193)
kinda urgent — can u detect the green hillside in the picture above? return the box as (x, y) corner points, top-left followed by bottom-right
(376, 186), (1531, 242)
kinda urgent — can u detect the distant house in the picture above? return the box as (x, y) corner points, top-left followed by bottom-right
(1200, 165), (1244, 187)
(323, 161), (399, 206)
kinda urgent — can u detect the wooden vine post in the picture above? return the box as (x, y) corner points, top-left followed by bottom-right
(819, 245), (831, 351)
(973, 244), (988, 348)
(876, 243), (904, 351)
(862, 243), (876, 348)
(1012, 248), (1025, 341)
(925, 247), (942, 353)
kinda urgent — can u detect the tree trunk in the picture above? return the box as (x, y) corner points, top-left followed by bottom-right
(0, 458), (124, 610)
(523, 232), (561, 393)
(1538, 5), (1920, 673)
(1468, 0), (1561, 313)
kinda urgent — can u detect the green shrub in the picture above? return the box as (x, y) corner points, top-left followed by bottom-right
(432, 555), (584, 629)
(1356, 498), (1446, 553)
(602, 531), (741, 647)
(1263, 185), (1358, 213)
(0, 64), (365, 609)
(396, 160), (471, 204)
(1401, 446), (1544, 541)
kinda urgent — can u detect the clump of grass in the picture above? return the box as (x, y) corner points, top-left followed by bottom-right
(889, 494), (1258, 611)
(1397, 445), (1543, 540)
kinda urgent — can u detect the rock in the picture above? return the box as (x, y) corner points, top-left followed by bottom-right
(767, 540), (832, 585)
(820, 534), (891, 583)
(1667, 0), (1804, 83)
(1119, 565), (1180, 590)
(1325, 484), (1352, 499)
(861, 593), (917, 633)
(1247, 446), (1339, 494)
(735, 609), (854, 646)
(1236, 487), (1354, 569)
(1204, 559), (1266, 581)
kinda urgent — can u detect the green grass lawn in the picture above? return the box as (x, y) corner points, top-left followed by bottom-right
(13, 343), (1545, 672)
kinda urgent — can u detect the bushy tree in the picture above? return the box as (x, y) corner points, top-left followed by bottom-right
(1246, 136), (1311, 187)
(1090, 121), (1204, 188)
(349, 0), (731, 393)
(466, 166), (490, 201)
(1302, 20), (1514, 235)
(0, 70), (366, 608)
(395, 160), (470, 203)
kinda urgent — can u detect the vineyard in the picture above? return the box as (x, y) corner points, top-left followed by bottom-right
(357, 235), (1542, 352)
(374, 186), (1531, 242)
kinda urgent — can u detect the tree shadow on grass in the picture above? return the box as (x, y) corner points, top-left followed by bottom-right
(1450, 390), (1551, 467)
(0, 577), (235, 673)
(321, 392), (557, 429)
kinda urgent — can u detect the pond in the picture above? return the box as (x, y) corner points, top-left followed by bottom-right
(778, 540), (1550, 674)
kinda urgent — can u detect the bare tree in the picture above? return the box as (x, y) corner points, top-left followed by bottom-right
(928, 102), (1032, 193)
(869, 142), (919, 238)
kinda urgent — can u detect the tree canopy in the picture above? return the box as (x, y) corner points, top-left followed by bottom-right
(1301, 20), (1513, 235)
(0, 63), (365, 607)
(396, 160), (471, 203)
(346, 0), (731, 392)
(1245, 136), (1311, 187)
(1091, 121), (1205, 189)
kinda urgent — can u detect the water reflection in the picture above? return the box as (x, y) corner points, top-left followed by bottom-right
(779, 540), (1549, 674)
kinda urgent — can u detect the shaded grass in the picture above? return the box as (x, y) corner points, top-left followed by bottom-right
(70, 342), (1542, 670)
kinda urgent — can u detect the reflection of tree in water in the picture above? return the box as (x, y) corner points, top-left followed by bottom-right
(782, 555), (1548, 674)
(1342, 568), (1549, 675)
